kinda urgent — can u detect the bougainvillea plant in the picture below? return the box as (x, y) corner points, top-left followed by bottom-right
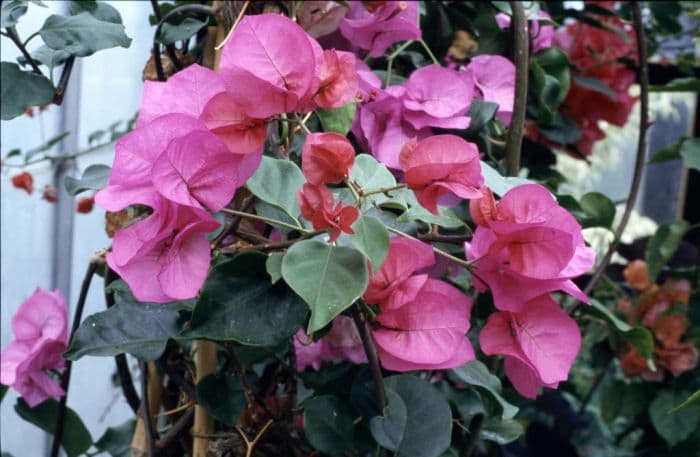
(2, 1), (699, 456)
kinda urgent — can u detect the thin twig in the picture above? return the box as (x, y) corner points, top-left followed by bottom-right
(212, 194), (256, 249)
(578, 357), (612, 415)
(140, 362), (157, 457)
(416, 233), (472, 245)
(570, 3), (649, 315)
(104, 267), (141, 414)
(351, 305), (387, 411)
(386, 226), (475, 270)
(463, 414), (484, 457)
(52, 56), (75, 105)
(221, 208), (310, 234)
(215, 0), (249, 50)
(4, 27), (43, 75)
(156, 408), (194, 450)
(235, 419), (274, 457)
(50, 261), (98, 457)
(504, 1), (529, 177)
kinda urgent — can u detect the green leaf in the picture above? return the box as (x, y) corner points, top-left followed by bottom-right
(602, 381), (625, 423)
(0, 62), (54, 120)
(158, 17), (208, 45)
(0, 384), (8, 403)
(585, 300), (654, 364)
(537, 114), (582, 145)
(303, 395), (355, 455)
(246, 156), (305, 223)
(679, 137), (700, 171)
(624, 327), (654, 360)
(480, 418), (524, 445)
(64, 287), (185, 361)
(94, 419), (136, 457)
(187, 252), (308, 345)
(316, 101), (356, 135)
(348, 215), (389, 270)
(195, 374), (247, 426)
(466, 100), (498, 133)
(649, 390), (700, 446)
(18, 45), (70, 72)
(480, 160), (533, 197)
(282, 240), (368, 333)
(669, 389), (700, 414)
(24, 131), (70, 162)
(266, 252), (284, 284)
(645, 220), (689, 283)
(585, 298), (632, 332)
(579, 192), (615, 229)
(15, 398), (92, 457)
(371, 375), (452, 457)
(572, 76), (616, 99)
(349, 154), (404, 208)
(533, 47), (570, 109)
(649, 77), (700, 92)
(450, 361), (518, 419)
(64, 164), (111, 195)
(39, 13), (131, 57)
(1, 0), (30, 28)
(68, 0), (122, 24)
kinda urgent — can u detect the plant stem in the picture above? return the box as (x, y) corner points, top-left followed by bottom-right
(352, 304), (387, 411)
(463, 414), (484, 457)
(361, 183), (407, 197)
(418, 39), (439, 65)
(221, 208), (310, 234)
(52, 56), (75, 105)
(570, 3), (649, 315)
(386, 226), (474, 270)
(50, 261), (97, 457)
(385, 40), (415, 86)
(104, 267), (141, 414)
(4, 27), (43, 75)
(416, 233), (472, 245)
(578, 357), (612, 415)
(504, 1), (529, 177)
(156, 408), (194, 450)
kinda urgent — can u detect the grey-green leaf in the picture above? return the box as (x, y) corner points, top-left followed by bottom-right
(480, 418), (524, 445)
(645, 220), (689, 283)
(649, 390), (700, 446)
(480, 160), (533, 197)
(39, 13), (131, 57)
(94, 419), (136, 457)
(316, 101), (356, 135)
(348, 215), (389, 270)
(266, 252), (284, 284)
(370, 389), (408, 451)
(669, 389), (700, 414)
(195, 374), (247, 426)
(246, 156), (305, 222)
(68, 0), (122, 24)
(0, 62), (54, 120)
(64, 164), (111, 195)
(1, 0), (29, 28)
(451, 361), (518, 419)
(158, 17), (208, 45)
(187, 252), (308, 345)
(303, 395), (355, 456)
(281, 240), (368, 333)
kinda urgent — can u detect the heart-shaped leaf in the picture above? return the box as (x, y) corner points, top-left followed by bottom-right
(246, 156), (305, 223)
(303, 395), (355, 455)
(195, 374), (247, 426)
(64, 164), (111, 196)
(39, 13), (131, 57)
(450, 361), (518, 419)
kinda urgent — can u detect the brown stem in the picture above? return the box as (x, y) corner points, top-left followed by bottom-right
(52, 56), (75, 105)
(50, 261), (98, 457)
(105, 267), (141, 414)
(140, 362), (157, 457)
(416, 233), (472, 245)
(212, 194), (256, 249)
(156, 408), (194, 449)
(504, 1), (529, 177)
(4, 27), (43, 75)
(463, 414), (485, 457)
(570, 3), (649, 315)
(351, 304), (387, 411)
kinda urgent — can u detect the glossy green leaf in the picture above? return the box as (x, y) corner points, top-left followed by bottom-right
(370, 375), (452, 457)
(669, 389), (700, 414)
(649, 390), (700, 446)
(0, 62), (54, 120)
(64, 286), (185, 361)
(39, 13), (131, 57)
(64, 164), (111, 195)
(645, 220), (689, 283)
(624, 326), (654, 360)
(480, 418), (524, 444)
(266, 252), (284, 284)
(68, 0), (122, 24)
(94, 419), (136, 457)
(158, 17), (208, 45)
(282, 240), (368, 332)
(348, 215), (389, 270)
(649, 77), (700, 92)
(195, 374), (246, 426)
(15, 398), (92, 457)
(187, 252), (308, 345)
(679, 137), (700, 171)
(450, 361), (518, 419)
(585, 299), (632, 332)
(579, 192), (616, 229)
(537, 113), (582, 145)
(246, 156), (305, 223)
(317, 101), (356, 135)
(303, 395), (355, 455)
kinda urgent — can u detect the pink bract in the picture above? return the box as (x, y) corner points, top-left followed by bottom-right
(400, 135), (484, 215)
(315, 50), (359, 109)
(298, 183), (359, 242)
(373, 278), (474, 371)
(298, 1), (348, 39)
(339, 1), (421, 58)
(364, 236), (435, 309)
(294, 316), (367, 371)
(479, 295), (581, 398)
(219, 14), (318, 117)
(495, 11), (554, 53)
(462, 55), (515, 124)
(301, 132), (356, 185)
(0, 288), (68, 407)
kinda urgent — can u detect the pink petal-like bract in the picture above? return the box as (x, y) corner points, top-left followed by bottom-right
(220, 14), (317, 117)
(0, 288), (68, 407)
(314, 50), (359, 109)
(298, 1), (348, 39)
(301, 132), (356, 185)
(463, 55), (515, 124)
(479, 295), (581, 398)
(294, 316), (367, 371)
(200, 92), (267, 155)
(402, 134), (484, 214)
(151, 130), (239, 212)
(373, 279), (474, 371)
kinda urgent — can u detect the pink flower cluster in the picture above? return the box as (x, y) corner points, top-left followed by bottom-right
(467, 184), (595, 397)
(1, 289), (68, 407)
(495, 10), (554, 53)
(353, 57), (515, 169)
(97, 14), (359, 301)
